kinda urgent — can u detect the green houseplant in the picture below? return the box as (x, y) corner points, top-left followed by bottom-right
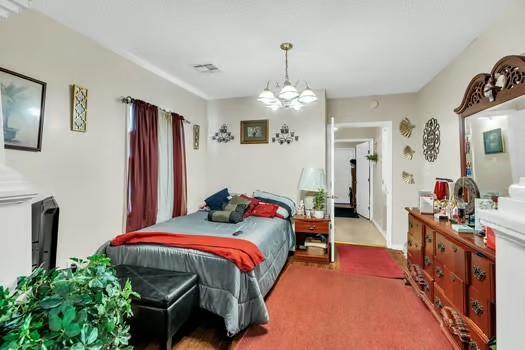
(366, 153), (378, 162)
(313, 188), (326, 219)
(0, 255), (138, 350)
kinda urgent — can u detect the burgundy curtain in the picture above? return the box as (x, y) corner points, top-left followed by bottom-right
(172, 113), (187, 217)
(126, 100), (159, 232)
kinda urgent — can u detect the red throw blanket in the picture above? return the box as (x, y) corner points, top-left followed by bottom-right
(110, 232), (265, 272)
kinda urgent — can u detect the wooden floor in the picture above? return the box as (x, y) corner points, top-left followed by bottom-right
(137, 246), (406, 350)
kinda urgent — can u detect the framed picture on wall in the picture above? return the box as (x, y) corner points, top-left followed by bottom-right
(0, 67), (46, 151)
(240, 119), (269, 144)
(483, 128), (504, 154)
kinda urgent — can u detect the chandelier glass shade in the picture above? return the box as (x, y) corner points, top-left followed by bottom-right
(258, 43), (317, 111)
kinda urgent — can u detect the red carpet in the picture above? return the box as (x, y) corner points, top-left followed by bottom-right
(237, 266), (450, 350)
(338, 245), (405, 279)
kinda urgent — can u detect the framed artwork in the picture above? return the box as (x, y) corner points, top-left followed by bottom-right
(0, 67), (46, 151)
(483, 128), (504, 154)
(240, 119), (269, 144)
(71, 84), (88, 132)
(193, 124), (200, 150)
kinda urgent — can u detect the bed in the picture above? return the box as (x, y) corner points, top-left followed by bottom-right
(98, 210), (295, 336)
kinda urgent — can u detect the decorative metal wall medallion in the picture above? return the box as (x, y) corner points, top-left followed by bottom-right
(403, 145), (415, 160)
(423, 117), (440, 162)
(400, 117), (415, 138)
(212, 124), (234, 143)
(71, 84), (88, 132)
(402, 171), (415, 184)
(272, 124), (299, 144)
(193, 124), (200, 149)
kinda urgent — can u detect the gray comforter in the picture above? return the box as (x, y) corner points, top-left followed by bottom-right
(99, 211), (294, 336)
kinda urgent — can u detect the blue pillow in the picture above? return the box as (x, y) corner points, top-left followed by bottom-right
(205, 188), (230, 210)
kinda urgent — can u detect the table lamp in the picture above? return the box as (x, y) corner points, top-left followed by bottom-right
(298, 168), (326, 214)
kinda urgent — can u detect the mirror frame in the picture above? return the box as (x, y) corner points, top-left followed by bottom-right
(454, 55), (525, 176)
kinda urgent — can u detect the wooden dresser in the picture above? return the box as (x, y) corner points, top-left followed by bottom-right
(405, 208), (495, 350)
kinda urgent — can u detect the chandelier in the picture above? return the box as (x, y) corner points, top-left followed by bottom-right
(257, 42), (317, 111)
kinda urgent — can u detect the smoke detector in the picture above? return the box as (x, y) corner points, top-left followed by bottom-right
(192, 63), (220, 73)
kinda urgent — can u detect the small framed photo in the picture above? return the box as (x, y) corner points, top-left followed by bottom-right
(193, 124), (200, 150)
(0, 67), (46, 151)
(483, 128), (504, 154)
(240, 119), (269, 144)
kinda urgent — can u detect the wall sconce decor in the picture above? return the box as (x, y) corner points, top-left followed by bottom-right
(402, 171), (415, 184)
(272, 124), (299, 144)
(400, 117), (415, 138)
(403, 145), (415, 160)
(423, 117), (440, 162)
(212, 124), (234, 143)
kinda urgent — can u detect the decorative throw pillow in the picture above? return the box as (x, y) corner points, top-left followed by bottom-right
(205, 188), (230, 211)
(208, 203), (249, 224)
(240, 194), (260, 218)
(251, 203), (279, 218)
(253, 190), (297, 216)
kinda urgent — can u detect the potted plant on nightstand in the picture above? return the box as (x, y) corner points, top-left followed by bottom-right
(313, 189), (326, 219)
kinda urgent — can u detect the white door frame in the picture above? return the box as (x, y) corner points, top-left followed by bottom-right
(332, 121), (394, 249)
(334, 138), (374, 221)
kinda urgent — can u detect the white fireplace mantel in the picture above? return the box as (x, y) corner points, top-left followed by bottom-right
(478, 177), (525, 350)
(0, 163), (37, 288)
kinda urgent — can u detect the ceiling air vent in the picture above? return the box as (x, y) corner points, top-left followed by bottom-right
(192, 63), (220, 73)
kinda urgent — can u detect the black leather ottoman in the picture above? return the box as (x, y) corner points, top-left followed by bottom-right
(115, 265), (199, 350)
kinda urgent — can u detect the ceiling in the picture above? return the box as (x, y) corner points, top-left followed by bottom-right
(33, 0), (510, 100)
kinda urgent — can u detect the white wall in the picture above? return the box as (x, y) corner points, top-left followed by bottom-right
(0, 11), (208, 268)
(328, 94), (420, 249)
(207, 92), (326, 202)
(416, 0), (525, 189)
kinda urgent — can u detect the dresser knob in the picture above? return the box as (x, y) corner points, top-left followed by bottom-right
(453, 246), (458, 253)
(473, 266), (486, 281)
(437, 242), (446, 253)
(471, 300), (484, 316)
(424, 256), (432, 267)
(309, 226), (315, 230)
(436, 267), (444, 278)
(434, 298), (444, 309)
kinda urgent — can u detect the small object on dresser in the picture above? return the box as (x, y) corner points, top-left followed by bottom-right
(418, 191), (434, 214)
(451, 224), (474, 233)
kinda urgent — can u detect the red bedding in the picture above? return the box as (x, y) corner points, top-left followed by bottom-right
(111, 231), (265, 272)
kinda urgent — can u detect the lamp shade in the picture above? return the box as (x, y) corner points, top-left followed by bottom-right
(298, 168), (326, 192)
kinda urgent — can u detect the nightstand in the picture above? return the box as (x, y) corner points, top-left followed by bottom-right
(293, 215), (330, 263)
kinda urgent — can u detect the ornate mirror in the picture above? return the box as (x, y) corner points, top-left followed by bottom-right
(455, 55), (525, 199)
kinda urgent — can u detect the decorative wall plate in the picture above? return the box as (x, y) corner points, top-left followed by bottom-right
(454, 177), (480, 215)
(423, 117), (440, 162)
(402, 171), (415, 184)
(403, 145), (415, 160)
(400, 117), (415, 138)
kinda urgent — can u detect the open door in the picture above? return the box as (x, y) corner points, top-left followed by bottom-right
(328, 118), (335, 263)
(356, 141), (370, 219)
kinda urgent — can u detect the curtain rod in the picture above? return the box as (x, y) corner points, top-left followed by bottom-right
(121, 96), (191, 124)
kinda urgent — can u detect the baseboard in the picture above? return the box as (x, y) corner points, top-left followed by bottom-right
(371, 219), (386, 239)
(389, 243), (405, 252)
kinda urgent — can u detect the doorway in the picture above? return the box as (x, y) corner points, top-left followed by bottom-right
(328, 122), (393, 249)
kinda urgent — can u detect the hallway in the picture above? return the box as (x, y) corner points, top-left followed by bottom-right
(335, 216), (386, 247)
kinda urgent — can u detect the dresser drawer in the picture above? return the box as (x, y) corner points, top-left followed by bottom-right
(423, 253), (434, 277)
(434, 262), (466, 314)
(435, 233), (468, 282)
(421, 269), (434, 302)
(471, 253), (495, 303)
(468, 286), (494, 338)
(408, 232), (424, 266)
(424, 228), (435, 257)
(295, 220), (329, 234)
(409, 214), (423, 235)
(465, 316), (490, 350)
